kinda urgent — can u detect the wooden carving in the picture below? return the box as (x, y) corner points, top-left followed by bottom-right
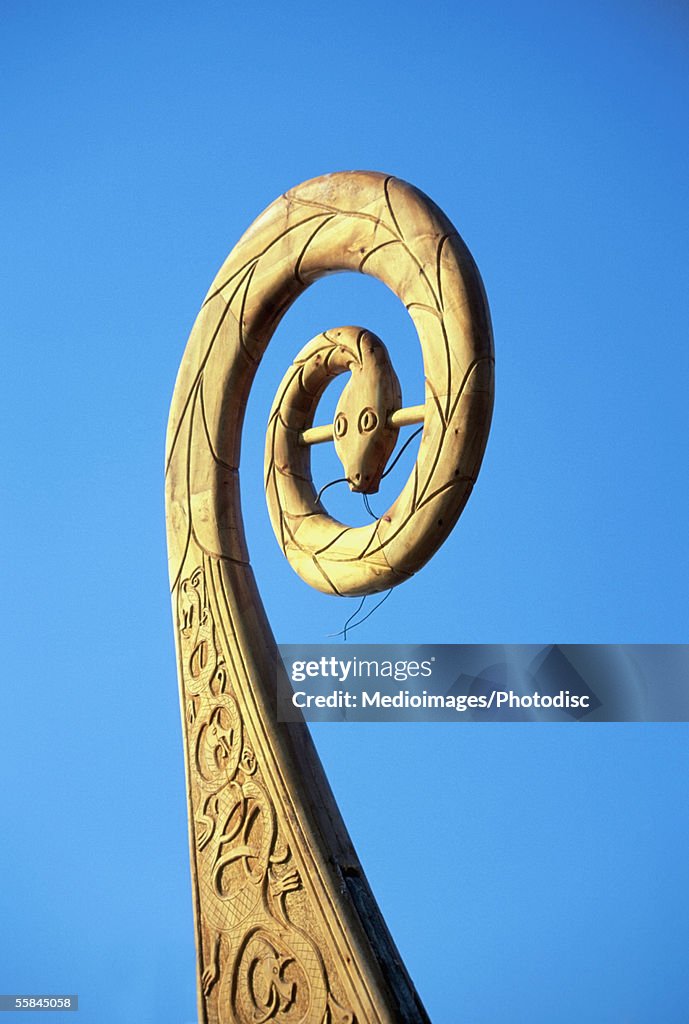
(166, 171), (494, 1023)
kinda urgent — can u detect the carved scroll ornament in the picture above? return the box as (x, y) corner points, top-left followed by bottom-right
(166, 172), (494, 1023)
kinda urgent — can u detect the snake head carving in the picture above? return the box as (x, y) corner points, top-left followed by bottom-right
(332, 331), (402, 494)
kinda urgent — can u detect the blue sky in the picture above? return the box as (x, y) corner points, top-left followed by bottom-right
(2, 1), (689, 1022)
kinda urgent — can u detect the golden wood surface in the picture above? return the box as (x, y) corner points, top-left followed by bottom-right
(166, 171), (494, 1023)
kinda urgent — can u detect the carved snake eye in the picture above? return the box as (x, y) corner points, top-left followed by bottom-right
(334, 413), (348, 438)
(358, 408), (378, 433)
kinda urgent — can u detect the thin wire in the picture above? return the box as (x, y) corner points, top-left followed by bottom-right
(328, 588), (393, 640)
(362, 493), (377, 519)
(327, 595), (366, 641)
(315, 476), (348, 504)
(319, 427), (416, 638)
(343, 589), (393, 638)
(381, 426), (423, 479)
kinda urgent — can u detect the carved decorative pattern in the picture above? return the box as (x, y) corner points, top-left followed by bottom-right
(178, 562), (354, 1024)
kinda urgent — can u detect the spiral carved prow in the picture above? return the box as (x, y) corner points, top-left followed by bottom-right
(168, 171), (494, 1020)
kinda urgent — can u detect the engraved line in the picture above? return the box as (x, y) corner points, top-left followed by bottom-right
(315, 524), (354, 556)
(435, 233), (452, 312)
(190, 522), (249, 566)
(447, 354), (495, 425)
(309, 550), (343, 596)
(383, 175), (404, 239)
(166, 266), (255, 476)
(281, 509), (320, 523)
(292, 339), (340, 366)
(425, 374), (448, 429)
(406, 359), (492, 509)
(415, 476), (473, 511)
(269, 363), (305, 424)
(273, 463), (311, 483)
(279, 505), (342, 594)
(294, 215), (337, 285)
(441, 316), (452, 420)
(281, 515), (343, 596)
(170, 378), (202, 593)
(411, 458), (420, 511)
(202, 213), (331, 306)
(286, 193), (396, 233)
(353, 508), (419, 562)
(414, 415), (449, 510)
(199, 381), (239, 474)
(358, 238), (400, 272)
(237, 262), (260, 364)
(297, 360), (326, 401)
(353, 516), (385, 561)
(264, 413), (279, 491)
(200, 256), (257, 309)
(355, 327), (366, 363)
(383, 177), (443, 311)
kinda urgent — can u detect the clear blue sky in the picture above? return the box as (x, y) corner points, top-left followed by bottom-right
(2, 2), (689, 1022)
